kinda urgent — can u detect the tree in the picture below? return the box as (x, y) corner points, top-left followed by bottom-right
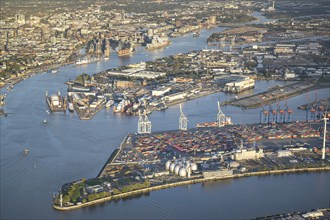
(112, 189), (121, 195)
(87, 193), (97, 201)
(63, 195), (70, 204)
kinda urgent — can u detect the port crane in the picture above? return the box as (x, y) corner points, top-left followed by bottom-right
(322, 109), (329, 160)
(284, 102), (292, 122)
(260, 105), (269, 124)
(217, 101), (227, 127)
(179, 104), (188, 131)
(137, 110), (152, 134)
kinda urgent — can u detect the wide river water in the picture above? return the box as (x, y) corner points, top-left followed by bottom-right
(1, 12), (329, 219)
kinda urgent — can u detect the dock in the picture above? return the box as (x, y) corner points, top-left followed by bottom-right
(223, 80), (325, 109)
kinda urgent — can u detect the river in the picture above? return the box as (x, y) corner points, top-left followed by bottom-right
(0, 13), (329, 220)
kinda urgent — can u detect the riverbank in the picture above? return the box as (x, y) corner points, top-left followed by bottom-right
(53, 167), (330, 211)
(0, 61), (74, 90)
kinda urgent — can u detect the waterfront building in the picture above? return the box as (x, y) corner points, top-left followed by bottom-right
(163, 92), (187, 102)
(234, 148), (264, 161)
(152, 87), (171, 97)
(277, 150), (293, 157)
(115, 80), (134, 89)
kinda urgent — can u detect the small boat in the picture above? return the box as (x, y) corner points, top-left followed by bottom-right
(68, 103), (74, 112)
(43, 119), (47, 124)
(24, 148), (30, 155)
(193, 31), (200, 37)
(106, 100), (114, 108)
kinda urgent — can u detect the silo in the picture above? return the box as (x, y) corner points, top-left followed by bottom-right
(165, 161), (172, 171)
(191, 163), (198, 171)
(179, 168), (187, 177)
(170, 163), (176, 173)
(174, 164), (181, 175)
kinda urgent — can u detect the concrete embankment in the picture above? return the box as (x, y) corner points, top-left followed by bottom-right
(223, 80), (327, 109)
(166, 89), (220, 108)
(53, 166), (330, 211)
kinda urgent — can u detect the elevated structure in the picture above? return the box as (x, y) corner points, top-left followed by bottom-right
(260, 105), (269, 124)
(322, 112), (328, 160)
(284, 104), (292, 122)
(217, 101), (226, 127)
(137, 110), (152, 134)
(179, 104), (188, 131)
(137, 111), (144, 134)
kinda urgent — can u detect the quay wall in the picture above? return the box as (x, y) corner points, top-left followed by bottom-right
(53, 166), (330, 211)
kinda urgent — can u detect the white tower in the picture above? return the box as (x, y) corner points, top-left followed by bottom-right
(217, 101), (226, 127)
(322, 113), (328, 160)
(179, 104), (188, 131)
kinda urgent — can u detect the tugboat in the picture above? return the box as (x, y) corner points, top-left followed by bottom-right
(23, 148), (30, 155)
(68, 103), (74, 113)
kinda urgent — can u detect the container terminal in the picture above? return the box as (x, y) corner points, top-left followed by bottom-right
(52, 114), (330, 210)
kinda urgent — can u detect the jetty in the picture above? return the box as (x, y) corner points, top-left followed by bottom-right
(223, 80), (326, 109)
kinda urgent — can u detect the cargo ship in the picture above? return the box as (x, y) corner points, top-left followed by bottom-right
(46, 92), (67, 112)
(105, 100), (114, 108)
(68, 103), (74, 112)
(113, 99), (131, 113)
(196, 116), (232, 128)
(222, 77), (255, 93)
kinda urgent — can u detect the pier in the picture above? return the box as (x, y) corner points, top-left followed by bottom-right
(223, 80), (325, 109)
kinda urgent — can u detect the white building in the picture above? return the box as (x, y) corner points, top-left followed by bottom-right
(234, 148), (264, 161)
(277, 150), (292, 157)
(152, 87), (171, 97)
(163, 92), (187, 102)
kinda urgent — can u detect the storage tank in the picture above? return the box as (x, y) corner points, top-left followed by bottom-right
(179, 168), (187, 177)
(174, 164), (181, 175)
(165, 161), (172, 171)
(170, 163), (176, 173)
(191, 163), (198, 171)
